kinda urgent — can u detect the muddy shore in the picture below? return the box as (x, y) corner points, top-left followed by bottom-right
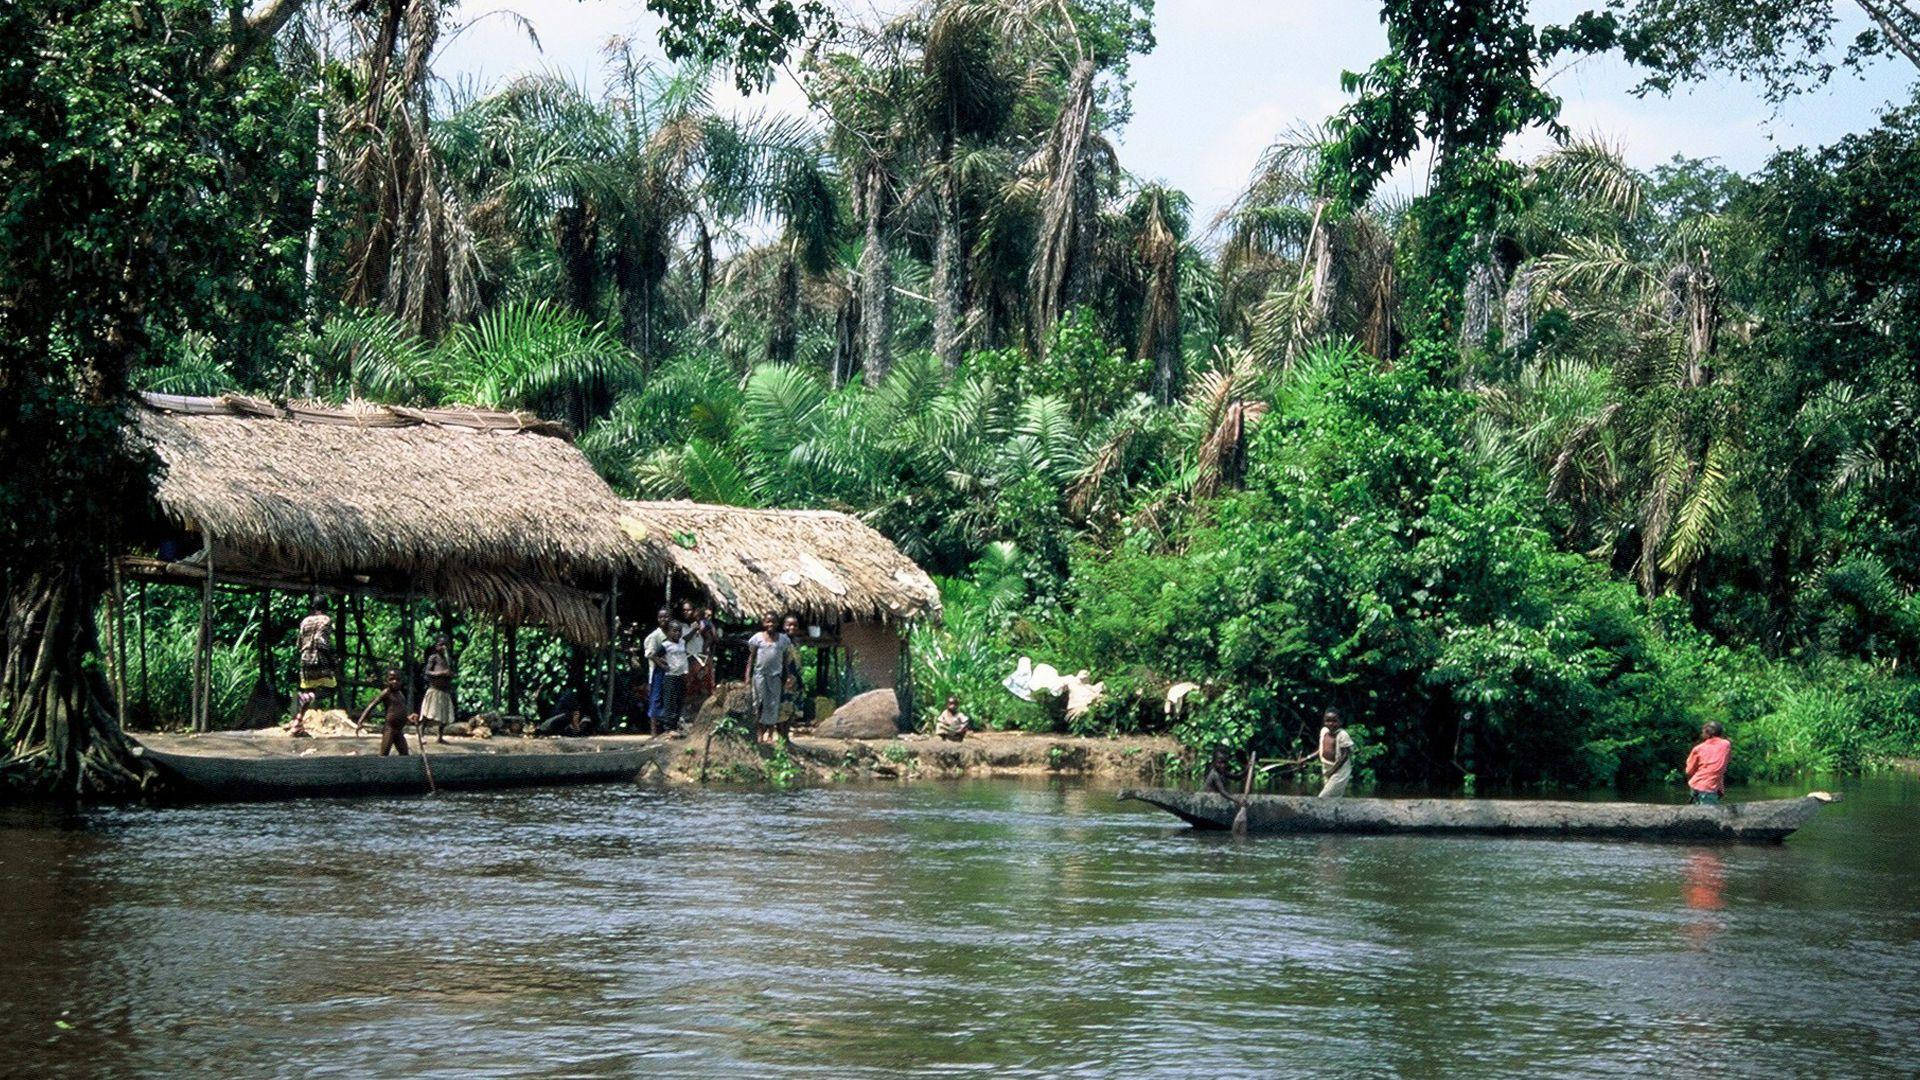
(646, 725), (1183, 786)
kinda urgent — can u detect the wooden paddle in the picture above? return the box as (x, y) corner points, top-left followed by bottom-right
(415, 718), (437, 795)
(1231, 748), (1256, 836)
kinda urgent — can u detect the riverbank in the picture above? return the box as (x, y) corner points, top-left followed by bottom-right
(125, 726), (1183, 794)
(648, 724), (1181, 786)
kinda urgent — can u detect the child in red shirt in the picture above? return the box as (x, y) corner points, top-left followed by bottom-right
(1685, 722), (1732, 804)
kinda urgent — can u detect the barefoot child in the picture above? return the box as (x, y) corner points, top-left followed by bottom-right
(935, 696), (971, 742)
(357, 669), (412, 757)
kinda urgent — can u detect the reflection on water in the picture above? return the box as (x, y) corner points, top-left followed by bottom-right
(1681, 849), (1727, 950)
(1, 776), (1917, 1077)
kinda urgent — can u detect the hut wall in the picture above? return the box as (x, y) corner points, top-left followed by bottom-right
(842, 621), (902, 691)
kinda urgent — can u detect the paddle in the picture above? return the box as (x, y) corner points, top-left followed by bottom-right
(415, 718), (437, 795)
(1231, 749), (1256, 836)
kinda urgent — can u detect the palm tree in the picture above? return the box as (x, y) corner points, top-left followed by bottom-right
(313, 299), (640, 429)
(1488, 140), (1743, 595)
(914, 0), (1022, 369)
(815, 38), (917, 382)
(332, 0), (481, 339)
(1215, 126), (1397, 364)
(1124, 183), (1189, 402)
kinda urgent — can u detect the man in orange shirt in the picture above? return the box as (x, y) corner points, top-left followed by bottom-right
(1685, 722), (1732, 804)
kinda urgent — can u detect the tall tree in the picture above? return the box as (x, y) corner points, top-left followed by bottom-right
(1, 0), (315, 796)
(1601, 0), (1920, 101)
(917, 1), (1020, 370)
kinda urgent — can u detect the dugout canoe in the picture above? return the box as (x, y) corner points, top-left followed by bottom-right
(1119, 789), (1833, 843)
(133, 732), (664, 800)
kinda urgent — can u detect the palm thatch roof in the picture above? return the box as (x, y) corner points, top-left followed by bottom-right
(616, 501), (941, 626)
(131, 393), (630, 643)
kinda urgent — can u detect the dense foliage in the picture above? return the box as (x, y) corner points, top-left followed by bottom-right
(6, 0), (1918, 798)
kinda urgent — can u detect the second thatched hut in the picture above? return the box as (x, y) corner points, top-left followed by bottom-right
(614, 500), (941, 693)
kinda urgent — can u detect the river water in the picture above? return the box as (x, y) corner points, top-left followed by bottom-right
(2, 775), (1916, 1078)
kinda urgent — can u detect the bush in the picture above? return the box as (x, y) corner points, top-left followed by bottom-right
(1036, 342), (1920, 788)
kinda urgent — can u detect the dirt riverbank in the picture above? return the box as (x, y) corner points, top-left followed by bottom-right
(646, 725), (1182, 786)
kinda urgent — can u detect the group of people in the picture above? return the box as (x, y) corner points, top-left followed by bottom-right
(292, 600), (455, 757)
(637, 604), (812, 745)
(1207, 708), (1735, 804)
(638, 601), (718, 735)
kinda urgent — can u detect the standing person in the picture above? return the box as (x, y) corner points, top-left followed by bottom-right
(356, 669), (411, 757)
(648, 621), (690, 735)
(781, 614), (807, 736)
(292, 600), (337, 735)
(744, 614), (796, 745)
(642, 607), (673, 728)
(1685, 722), (1732, 804)
(680, 600), (714, 706)
(419, 638), (456, 744)
(1317, 707), (1354, 798)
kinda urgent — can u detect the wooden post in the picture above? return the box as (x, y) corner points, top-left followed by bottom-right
(505, 623), (520, 717)
(895, 629), (914, 730)
(196, 537), (215, 730)
(253, 590), (271, 692)
(138, 579), (149, 721)
(352, 592), (370, 684)
(604, 577), (619, 727)
(333, 590), (347, 705)
(402, 595), (416, 704)
(814, 642), (830, 704)
(490, 621), (502, 715)
(110, 562), (127, 732)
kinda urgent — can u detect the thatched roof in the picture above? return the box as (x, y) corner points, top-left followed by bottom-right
(616, 500), (942, 626)
(131, 393), (630, 643)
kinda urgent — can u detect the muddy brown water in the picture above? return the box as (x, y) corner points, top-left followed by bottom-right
(1, 775), (1916, 1078)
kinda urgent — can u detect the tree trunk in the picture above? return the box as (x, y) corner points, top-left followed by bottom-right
(1145, 259), (1181, 405)
(614, 243), (650, 364)
(556, 204), (600, 319)
(933, 160), (965, 372)
(833, 287), (861, 388)
(1028, 60), (1098, 352)
(858, 164), (894, 384)
(2, 562), (152, 799)
(768, 250), (799, 366)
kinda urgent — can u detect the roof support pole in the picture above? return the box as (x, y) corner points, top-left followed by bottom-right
(351, 592), (370, 694)
(334, 589), (348, 705)
(489, 620), (501, 716)
(253, 589), (270, 690)
(604, 577), (619, 729)
(402, 595), (416, 705)
(137, 579), (149, 722)
(110, 561), (127, 734)
(505, 624), (520, 718)
(195, 538), (215, 731)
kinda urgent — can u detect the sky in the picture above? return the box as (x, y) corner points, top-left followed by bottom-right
(435, 0), (1916, 225)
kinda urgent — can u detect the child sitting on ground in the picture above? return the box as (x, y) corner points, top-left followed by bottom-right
(934, 696), (971, 742)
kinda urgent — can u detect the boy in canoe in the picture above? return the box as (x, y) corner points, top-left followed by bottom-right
(1685, 722), (1732, 804)
(1318, 708), (1353, 798)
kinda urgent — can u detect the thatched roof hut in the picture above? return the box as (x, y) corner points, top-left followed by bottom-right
(616, 500), (942, 627)
(129, 393), (631, 643)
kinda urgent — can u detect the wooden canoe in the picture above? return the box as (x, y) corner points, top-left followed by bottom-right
(1120, 788), (1832, 843)
(134, 732), (664, 800)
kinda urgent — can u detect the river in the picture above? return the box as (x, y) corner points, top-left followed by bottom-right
(2, 775), (1916, 1078)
